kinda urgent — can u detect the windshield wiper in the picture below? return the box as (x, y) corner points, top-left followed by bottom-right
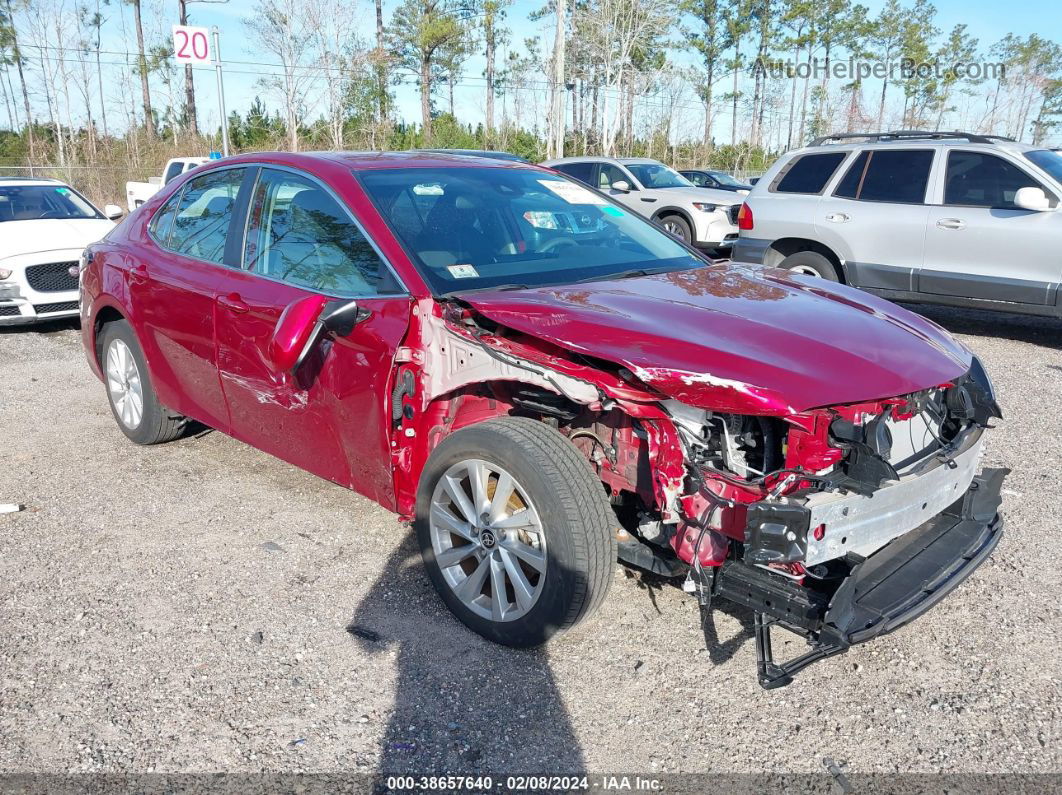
(573, 266), (675, 284)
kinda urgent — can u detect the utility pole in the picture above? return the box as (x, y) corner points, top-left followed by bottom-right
(549, 0), (567, 158)
(178, 0), (197, 135)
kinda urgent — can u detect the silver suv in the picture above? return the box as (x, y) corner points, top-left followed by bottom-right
(732, 131), (1062, 317)
(542, 156), (740, 250)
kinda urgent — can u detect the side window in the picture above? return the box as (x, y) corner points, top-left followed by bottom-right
(598, 163), (630, 190)
(166, 168), (245, 264)
(163, 161), (184, 184)
(243, 169), (389, 297)
(149, 189), (183, 244)
(833, 151), (869, 198)
(773, 152), (848, 194)
(686, 172), (707, 187)
(553, 162), (595, 185)
(945, 151), (1045, 209)
(840, 149), (933, 204)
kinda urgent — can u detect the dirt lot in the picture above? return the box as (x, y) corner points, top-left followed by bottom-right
(1, 306), (1060, 783)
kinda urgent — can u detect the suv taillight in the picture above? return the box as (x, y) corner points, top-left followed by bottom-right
(737, 202), (754, 231)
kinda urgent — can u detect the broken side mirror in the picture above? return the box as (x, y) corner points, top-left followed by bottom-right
(268, 295), (366, 374)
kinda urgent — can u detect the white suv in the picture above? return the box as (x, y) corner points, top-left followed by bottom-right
(541, 156), (740, 250)
(731, 131), (1062, 317)
(0, 177), (121, 325)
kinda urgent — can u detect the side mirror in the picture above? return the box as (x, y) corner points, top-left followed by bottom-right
(1013, 186), (1051, 211)
(268, 295), (366, 374)
(611, 180), (631, 193)
(104, 204), (124, 220)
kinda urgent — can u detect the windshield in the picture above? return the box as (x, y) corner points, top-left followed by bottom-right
(358, 167), (703, 293)
(624, 163), (694, 189)
(1024, 149), (1062, 184)
(0, 184), (104, 222)
(709, 171), (746, 187)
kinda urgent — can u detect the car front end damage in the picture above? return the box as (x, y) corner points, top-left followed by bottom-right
(389, 267), (1006, 687)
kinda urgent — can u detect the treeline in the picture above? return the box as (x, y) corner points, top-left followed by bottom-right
(1, 0), (1060, 204)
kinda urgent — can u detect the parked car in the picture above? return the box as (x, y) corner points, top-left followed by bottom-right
(126, 156), (210, 211)
(732, 130), (1062, 318)
(679, 168), (752, 194)
(80, 151), (1005, 688)
(541, 156), (740, 250)
(0, 177), (121, 325)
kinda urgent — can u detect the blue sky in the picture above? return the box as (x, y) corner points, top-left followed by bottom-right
(118, 0), (1059, 139)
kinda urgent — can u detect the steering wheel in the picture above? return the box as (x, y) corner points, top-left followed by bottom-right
(538, 237), (579, 255)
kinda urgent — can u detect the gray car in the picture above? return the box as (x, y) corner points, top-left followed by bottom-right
(542, 156), (740, 250)
(732, 131), (1062, 318)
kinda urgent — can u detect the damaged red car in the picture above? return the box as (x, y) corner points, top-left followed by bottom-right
(79, 152), (1005, 688)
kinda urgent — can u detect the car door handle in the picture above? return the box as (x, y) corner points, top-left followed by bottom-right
(825, 213), (850, 223)
(218, 293), (250, 314)
(129, 264), (148, 284)
(640, 197), (657, 203)
(936, 218), (966, 230)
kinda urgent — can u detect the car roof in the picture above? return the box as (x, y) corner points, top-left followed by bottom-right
(413, 149), (529, 163)
(0, 176), (67, 187)
(215, 150), (546, 172)
(541, 156), (666, 166)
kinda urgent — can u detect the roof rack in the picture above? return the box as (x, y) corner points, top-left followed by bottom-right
(808, 130), (1011, 146)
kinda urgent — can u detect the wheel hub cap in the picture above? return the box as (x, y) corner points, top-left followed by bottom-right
(429, 459), (547, 622)
(106, 338), (144, 429)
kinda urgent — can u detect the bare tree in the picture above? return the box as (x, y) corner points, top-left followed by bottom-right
(309, 0), (361, 149)
(245, 0), (318, 150)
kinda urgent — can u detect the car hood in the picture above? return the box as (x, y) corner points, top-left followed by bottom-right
(0, 218), (114, 260)
(655, 186), (739, 206)
(461, 264), (972, 415)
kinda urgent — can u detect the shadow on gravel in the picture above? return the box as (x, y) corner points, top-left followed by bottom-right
(347, 533), (585, 777)
(0, 316), (81, 335)
(903, 303), (1062, 351)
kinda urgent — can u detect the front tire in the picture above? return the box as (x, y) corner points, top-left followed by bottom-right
(100, 320), (184, 445)
(658, 214), (693, 244)
(415, 417), (616, 647)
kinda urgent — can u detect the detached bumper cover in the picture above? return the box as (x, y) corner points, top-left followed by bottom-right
(820, 467), (1006, 647)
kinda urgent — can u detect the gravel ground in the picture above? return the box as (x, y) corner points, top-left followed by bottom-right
(0, 306), (1060, 783)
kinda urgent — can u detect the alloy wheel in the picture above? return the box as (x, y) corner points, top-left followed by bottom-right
(106, 338), (144, 429)
(429, 458), (547, 622)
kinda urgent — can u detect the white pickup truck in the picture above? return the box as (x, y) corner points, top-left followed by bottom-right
(125, 157), (210, 211)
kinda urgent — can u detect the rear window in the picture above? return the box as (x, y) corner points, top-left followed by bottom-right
(773, 152), (848, 194)
(834, 149), (933, 204)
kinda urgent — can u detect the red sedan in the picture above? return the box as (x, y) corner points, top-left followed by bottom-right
(79, 152), (1006, 688)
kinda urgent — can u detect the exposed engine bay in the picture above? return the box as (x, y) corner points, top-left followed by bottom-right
(391, 298), (1006, 687)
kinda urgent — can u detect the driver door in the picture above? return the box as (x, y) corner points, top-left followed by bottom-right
(214, 166), (411, 505)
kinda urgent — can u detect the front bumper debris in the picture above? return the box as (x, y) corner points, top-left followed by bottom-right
(712, 467), (1007, 688)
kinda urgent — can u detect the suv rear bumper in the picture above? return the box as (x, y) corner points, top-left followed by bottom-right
(713, 467), (1006, 686)
(730, 236), (771, 264)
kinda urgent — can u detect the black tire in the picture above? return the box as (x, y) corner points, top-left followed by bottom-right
(658, 214), (693, 243)
(777, 250), (840, 281)
(99, 320), (185, 445)
(415, 416), (616, 647)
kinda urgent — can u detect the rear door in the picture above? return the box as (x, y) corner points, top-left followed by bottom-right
(214, 166), (411, 504)
(131, 165), (248, 431)
(820, 148), (935, 291)
(919, 149), (1062, 305)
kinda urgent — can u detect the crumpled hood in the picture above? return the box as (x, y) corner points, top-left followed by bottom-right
(461, 264), (972, 415)
(0, 218), (114, 260)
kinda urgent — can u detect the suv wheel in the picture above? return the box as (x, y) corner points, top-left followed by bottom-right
(415, 417), (616, 647)
(778, 251), (840, 281)
(659, 214), (692, 243)
(100, 320), (185, 445)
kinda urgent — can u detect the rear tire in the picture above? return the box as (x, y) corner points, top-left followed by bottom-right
(415, 417), (616, 647)
(100, 320), (185, 445)
(658, 214), (693, 244)
(777, 250), (840, 281)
